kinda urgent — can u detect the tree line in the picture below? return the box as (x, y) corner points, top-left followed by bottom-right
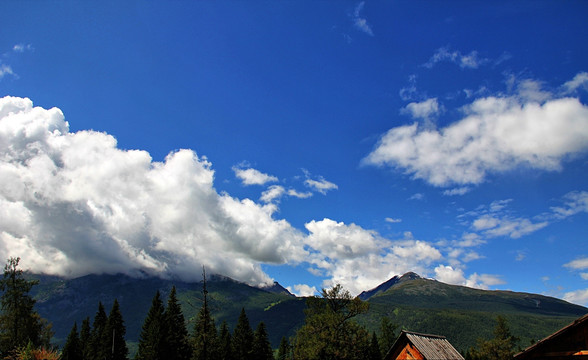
(0, 257), (522, 360)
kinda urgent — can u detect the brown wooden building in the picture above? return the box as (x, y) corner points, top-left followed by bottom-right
(384, 330), (464, 360)
(515, 313), (588, 360)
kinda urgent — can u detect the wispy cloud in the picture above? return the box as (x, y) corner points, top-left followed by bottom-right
(351, 2), (374, 36)
(0, 65), (14, 80)
(260, 185), (313, 203)
(363, 73), (588, 187)
(562, 72), (588, 94)
(443, 187), (471, 196)
(424, 47), (488, 69)
(401, 98), (443, 129)
(303, 170), (338, 194)
(12, 43), (33, 53)
(233, 166), (278, 186)
(385, 217), (402, 223)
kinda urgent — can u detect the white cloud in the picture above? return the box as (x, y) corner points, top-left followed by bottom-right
(434, 265), (503, 289)
(385, 217), (402, 223)
(305, 219), (441, 295)
(0, 65), (15, 80)
(401, 98), (443, 129)
(260, 185), (313, 203)
(0, 96), (311, 286)
(443, 187), (471, 196)
(562, 72), (588, 94)
(409, 193), (425, 201)
(12, 44), (33, 53)
(424, 47), (487, 69)
(304, 175), (338, 194)
(399, 74), (418, 101)
(287, 188), (313, 199)
(260, 185), (285, 203)
(233, 166), (278, 186)
(351, 2), (374, 36)
(363, 74), (588, 187)
(563, 288), (588, 306)
(551, 191), (588, 219)
(287, 284), (317, 297)
(564, 257), (588, 270)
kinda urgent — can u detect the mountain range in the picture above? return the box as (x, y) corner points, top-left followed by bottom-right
(29, 272), (587, 353)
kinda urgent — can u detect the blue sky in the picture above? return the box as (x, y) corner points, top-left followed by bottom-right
(1, 1), (588, 304)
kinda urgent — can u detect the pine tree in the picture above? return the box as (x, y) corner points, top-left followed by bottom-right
(251, 322), (273, 360)
(89, 302), (108, 360)
(135, 291), (167, 360)
(192, 268), (219, 360)
(0, 257), (52, 355)
(276, 336), (291, 360)
(471, 315), (519, 360)
(107, 299), (128, 360)
(232, 308), (253, 360)
(378, 317), (397, 358)
(218, 321), (233, 360)
(61, 322), (82, 360)
(165, 286), (191, 360)
(80, 317), (92, 359)
(368, 332), (381, 360)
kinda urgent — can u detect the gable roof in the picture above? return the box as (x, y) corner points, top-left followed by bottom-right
(385, 330), (464, 360)
(515, 313), (588, 360)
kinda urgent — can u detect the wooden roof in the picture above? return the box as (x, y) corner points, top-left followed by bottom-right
(515, 313), (588, 360)
(385, 330), (464, 360)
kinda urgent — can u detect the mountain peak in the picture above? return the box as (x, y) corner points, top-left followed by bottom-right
(358, 272), (423, 300)
(258, 281), (294, 296)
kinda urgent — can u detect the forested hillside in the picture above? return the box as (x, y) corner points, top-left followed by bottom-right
(28, 271), (587, 355)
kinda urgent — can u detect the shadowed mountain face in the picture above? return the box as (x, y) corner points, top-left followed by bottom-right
(29, 272), (587, 352)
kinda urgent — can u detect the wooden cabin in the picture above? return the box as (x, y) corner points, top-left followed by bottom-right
(384, 330), (464, 360)
(514, 313), (588, 360)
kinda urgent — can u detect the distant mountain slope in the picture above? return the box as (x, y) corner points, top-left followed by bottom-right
(356, 274), (587, 351)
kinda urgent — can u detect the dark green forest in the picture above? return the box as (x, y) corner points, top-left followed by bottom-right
(2, 258), (586, 359)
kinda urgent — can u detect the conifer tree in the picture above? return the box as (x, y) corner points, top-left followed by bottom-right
(136, 291), (167, 360)
(368, 332), (382, 360)
(80, 317), (91, 359)
(378, 317), (397, 359)
(89, 302), (108, 360)
(61, 322), (82, 360)
(218, 321), (233, 360)
(0, 257), (52, 355)
(251, 322), (273, 360)
(165, 286), (191, 360)
(470, 316), (519, 360)
(192, 268), (219, 360)
(107, 299), (128, 360)
(232, 308), (253, 360)
(276, 336), (291, 360)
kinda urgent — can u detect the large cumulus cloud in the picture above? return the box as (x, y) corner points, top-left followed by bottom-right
(0, 96), (307, 285)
